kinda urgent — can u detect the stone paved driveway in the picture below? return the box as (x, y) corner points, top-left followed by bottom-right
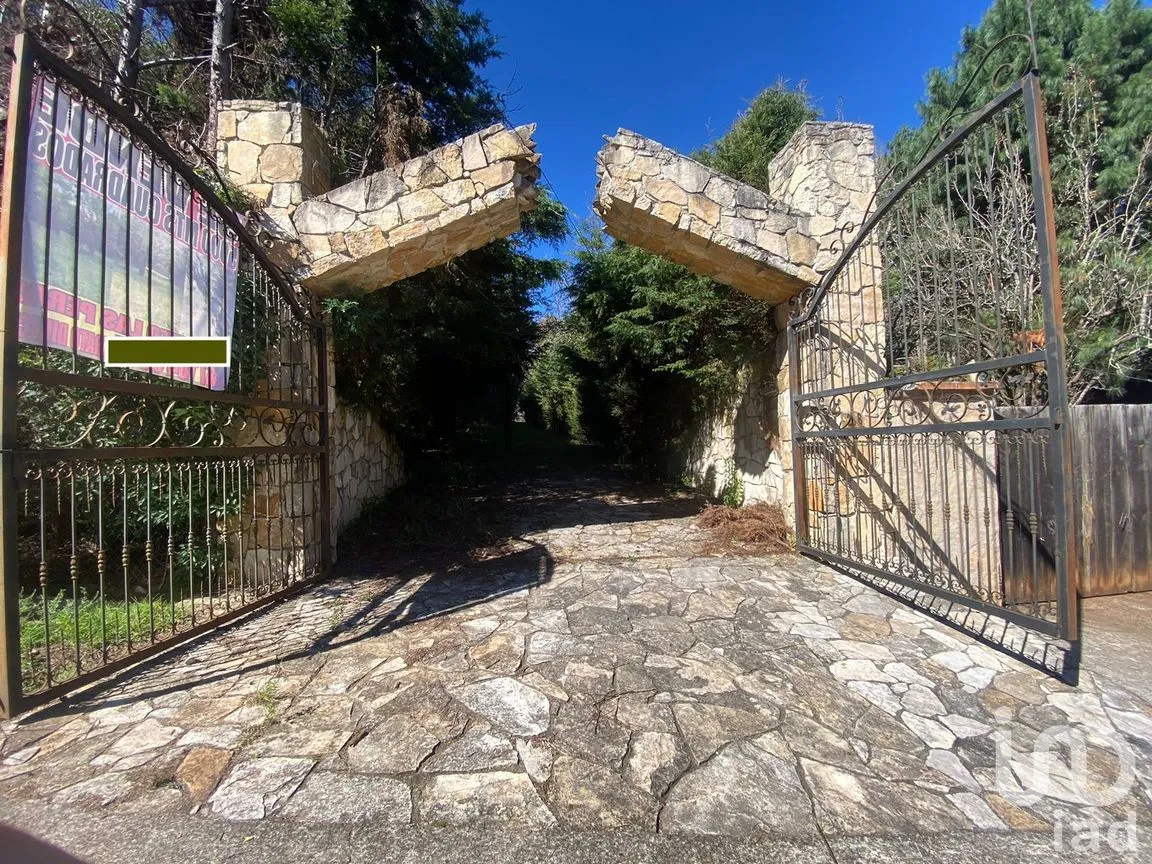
(1, 472), (1150, 853)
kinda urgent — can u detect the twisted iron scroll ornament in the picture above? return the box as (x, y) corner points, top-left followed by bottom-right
(16, 382), (322, 450)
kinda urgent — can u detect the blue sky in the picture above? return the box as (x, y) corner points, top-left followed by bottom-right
(471, 0), (994, 310)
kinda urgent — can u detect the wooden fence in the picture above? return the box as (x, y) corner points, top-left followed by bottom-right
(996, 403), (1150, 600)
(1073, 404), (1152, 596)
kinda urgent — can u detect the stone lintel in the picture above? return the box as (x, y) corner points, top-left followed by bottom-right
(593, 130), (818, 305)
(296, 123), (541, 295)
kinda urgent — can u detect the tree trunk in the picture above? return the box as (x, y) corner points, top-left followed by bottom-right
(116, 0), (144, 105)
(206, 0), (234, 148)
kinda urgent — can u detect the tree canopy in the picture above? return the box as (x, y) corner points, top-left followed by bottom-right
(4, 0), (505, 176)
(262, 0), (505, 173)
(693, 80), (816, 194)
(889, 0), (1151, 198)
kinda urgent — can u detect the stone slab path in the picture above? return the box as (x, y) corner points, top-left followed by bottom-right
(2, 470), (1150, 859)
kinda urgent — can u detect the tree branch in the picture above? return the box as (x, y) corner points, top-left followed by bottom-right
(136, 54), (211, 71)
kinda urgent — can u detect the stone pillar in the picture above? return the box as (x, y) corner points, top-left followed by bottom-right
(228, 321), (320, 590)
(766, 122), (877, 268)
(765, 122), (879, 528)
(215, 100), (328, 583)
(217, 100), (333, 236)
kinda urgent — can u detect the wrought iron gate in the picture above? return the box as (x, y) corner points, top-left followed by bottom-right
(788, 72), (1078, 643)
(0, 36), (331, 717)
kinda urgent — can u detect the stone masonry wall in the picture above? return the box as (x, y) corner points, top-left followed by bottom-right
(227, 326), (405, 577)
(679, 356), (786, 508)
(595, 130), (817, 304)
(293, 123), (540, 295)
(675, 123), (878, 525)
(325, 328), (404, 547)
(328, 401), (404, 545)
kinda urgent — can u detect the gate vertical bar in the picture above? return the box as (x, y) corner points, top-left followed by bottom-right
(1022, 72), (1079, 643)
(788, 319), (809, 549)
(317, 308), (332, 572)
(0, 34), (34, 718)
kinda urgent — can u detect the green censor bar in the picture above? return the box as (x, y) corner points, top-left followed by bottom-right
(105, 337), (231, 367)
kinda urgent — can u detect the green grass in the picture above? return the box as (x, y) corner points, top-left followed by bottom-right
(19, 588), (194, 691)
(254, 679), (280, 718)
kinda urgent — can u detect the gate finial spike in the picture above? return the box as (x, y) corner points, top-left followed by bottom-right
(1026, 0), (1040, 73)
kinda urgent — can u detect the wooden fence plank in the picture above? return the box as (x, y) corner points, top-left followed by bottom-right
(1125, 406), (1151, 593)
(1075, 411), (1093, 593)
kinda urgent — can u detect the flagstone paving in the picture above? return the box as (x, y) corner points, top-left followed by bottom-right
(2, 472), (1150, 849)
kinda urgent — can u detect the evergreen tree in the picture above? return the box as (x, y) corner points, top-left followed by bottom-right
(694, 82), (816, 194)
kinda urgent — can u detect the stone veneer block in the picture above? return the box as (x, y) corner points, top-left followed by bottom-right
(295, 124), (541, 295)
(594, 130), (818, 305)
(217, 100), (333, 238)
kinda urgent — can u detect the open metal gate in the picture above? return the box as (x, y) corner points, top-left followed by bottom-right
(0, 36), (331, 717)
(788, 71), (1078, 643)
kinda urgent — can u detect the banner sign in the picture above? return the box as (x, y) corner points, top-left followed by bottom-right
(18, 73), (239, 389)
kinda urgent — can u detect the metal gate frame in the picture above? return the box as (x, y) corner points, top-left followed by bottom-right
(0, 34), (331, 717)
(788, 70), (1078, 644)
